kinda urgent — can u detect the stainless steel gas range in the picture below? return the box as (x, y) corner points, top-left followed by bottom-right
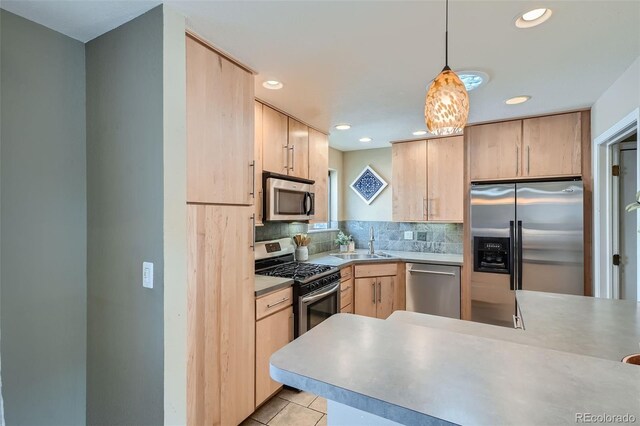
(255, 238), (340, 337)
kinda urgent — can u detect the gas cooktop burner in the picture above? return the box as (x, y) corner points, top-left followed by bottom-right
(259, 262), (335, 282)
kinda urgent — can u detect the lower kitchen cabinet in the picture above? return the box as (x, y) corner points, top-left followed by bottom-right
(340, 277), (354, 313)
(354, 276), (396, 319)
(255, 300), (293, 407)
(187, 204), (255, 426)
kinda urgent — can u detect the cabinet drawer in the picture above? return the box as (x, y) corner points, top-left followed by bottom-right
(340, 279), (353, 309)
(340, 266), (353, 281)
(354, 263), (398, 278)
(340, 303), (353, 314)
(256, 287), (293, 320)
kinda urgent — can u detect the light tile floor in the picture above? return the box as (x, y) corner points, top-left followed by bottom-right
(243, 388), (327, 426)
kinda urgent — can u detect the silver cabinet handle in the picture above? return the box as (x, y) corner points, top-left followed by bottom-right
(249, 160), (256, 198)
(515, 146), (519, 175)
(250, 214), (256, 250)
(283, 145), (289, 171)
(407, 269), (456, 277)
(267, 297), (290, 309)
(289, 146), (295, 172)
(378, 281), (381, 303)
(526, 146), (530, 175)
(422, 197), (427, 221)
(372, 281), (376, 304)
(513, 315), (524, 330)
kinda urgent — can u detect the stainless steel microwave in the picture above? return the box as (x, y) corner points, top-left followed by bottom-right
(264, 172), (315, 222)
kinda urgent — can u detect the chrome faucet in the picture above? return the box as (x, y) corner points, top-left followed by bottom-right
(368, 226), (375, 255)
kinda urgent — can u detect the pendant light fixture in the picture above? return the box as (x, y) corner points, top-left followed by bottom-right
(424, 0), (469, 136)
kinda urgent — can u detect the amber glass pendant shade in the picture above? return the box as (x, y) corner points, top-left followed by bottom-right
(425, 66), (469, 136)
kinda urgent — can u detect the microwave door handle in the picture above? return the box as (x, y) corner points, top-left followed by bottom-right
(301, 282), (340, 304)
(304, 192), (312, 215)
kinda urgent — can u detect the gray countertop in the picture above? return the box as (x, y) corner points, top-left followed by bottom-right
(271, 314), (640, 425)
(254, 275), (294, 297)
(306, 250), (463, 268)
(516, 290), (640, 361)
(256, 250), (462, 296)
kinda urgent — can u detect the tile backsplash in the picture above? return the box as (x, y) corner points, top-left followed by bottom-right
(255, 222), (339, 255)
(255, 220), (463, 255)
(338, 220), (463, 254)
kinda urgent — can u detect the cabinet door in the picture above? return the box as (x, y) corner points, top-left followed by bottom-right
(288, 118), (309, 179)
(262, 106), (289, 174)
(186, 36), (254, 205)
(309, 128), (329, 222)
(376, 276), (395, 319)
(254, 101), (264, 225)
(354, 278), (377, 318)
(427, 136), (464, 222)
(187, 204), (255, 426)
(255, 306), (293, 407)
(468, 121), (522, 181)
(392, 140), (428, 221)
(523, 112), (582, 178)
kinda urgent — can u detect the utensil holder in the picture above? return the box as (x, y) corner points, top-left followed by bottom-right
(295, 246), (309, 261)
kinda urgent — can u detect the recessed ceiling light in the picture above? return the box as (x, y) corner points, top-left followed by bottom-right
(412, 130), (428, 136)
(515, 8), (552, 28)
(335, 124), (351, 130)
(359, 137), (372, 143)
(456, 71), (490, 92)
(262, 80), (283, 90)
(505, 95), (531, 105)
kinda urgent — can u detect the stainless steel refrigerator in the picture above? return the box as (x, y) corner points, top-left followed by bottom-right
(470, 180), (584, 327)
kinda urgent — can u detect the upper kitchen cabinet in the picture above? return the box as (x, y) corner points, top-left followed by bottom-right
(427, 136), (463, 222)
(309, 128), (329, 223)
(392, 140), (428, 221)
(287, 118), (309, 179)
(254, 101), (264, 225)
(186, 35), (255, 205)
(522, 112), (582, 178)
(262, 105), (289, 174)
(392, 137), (463, 222)
(467, 120), (523, 181)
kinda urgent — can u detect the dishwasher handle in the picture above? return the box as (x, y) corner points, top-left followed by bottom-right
(407, 269), (456, 277)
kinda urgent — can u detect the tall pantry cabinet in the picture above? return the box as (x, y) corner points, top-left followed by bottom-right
(186, 34), (256, 426)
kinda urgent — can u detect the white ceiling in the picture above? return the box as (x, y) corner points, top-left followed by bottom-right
(3, 1), (639, 151)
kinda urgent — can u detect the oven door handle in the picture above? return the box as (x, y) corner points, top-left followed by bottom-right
(301, 282), (340, 304)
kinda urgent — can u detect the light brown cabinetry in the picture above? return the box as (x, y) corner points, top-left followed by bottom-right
(255, 288), (293, 408)
(186, 35), (255, 205)
(353, 263), (401, 319)
(287, 118), (309, 179)
(262, 105), (289, 174)
(340, 266), (354, 314)
(392, 137), (463, 222)
(254, 101), (264, 225)
(467, 120), (523, 181)
(187, 204), (255, 426)
(392, 140), (428, 221)
(522, 112), (582, 178)
(427, 136), (464, 221)
(309, 128), (329, 223)
(467, 112), (583, 181)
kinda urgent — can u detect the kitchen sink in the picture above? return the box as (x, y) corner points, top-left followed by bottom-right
(330, 252), (395, 260)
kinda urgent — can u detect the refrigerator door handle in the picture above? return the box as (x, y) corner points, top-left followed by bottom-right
(509, 221), (515, 291)
(517, 220), (523, 291)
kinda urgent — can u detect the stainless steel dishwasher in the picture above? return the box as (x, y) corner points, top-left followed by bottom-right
(406, 263), (461, 319)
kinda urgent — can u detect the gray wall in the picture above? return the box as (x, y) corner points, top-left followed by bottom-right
(86, 6), (165, 425)
(0, 10), (87, 426)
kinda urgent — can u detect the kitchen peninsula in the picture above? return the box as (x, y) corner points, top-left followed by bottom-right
(270, 291), (640, 425)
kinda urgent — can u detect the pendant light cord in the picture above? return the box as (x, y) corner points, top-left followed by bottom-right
(445, 0), (449, 67)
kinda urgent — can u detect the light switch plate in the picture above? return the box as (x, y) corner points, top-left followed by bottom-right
(404, 231), (414, 240)
(143, 262), (154, 289)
